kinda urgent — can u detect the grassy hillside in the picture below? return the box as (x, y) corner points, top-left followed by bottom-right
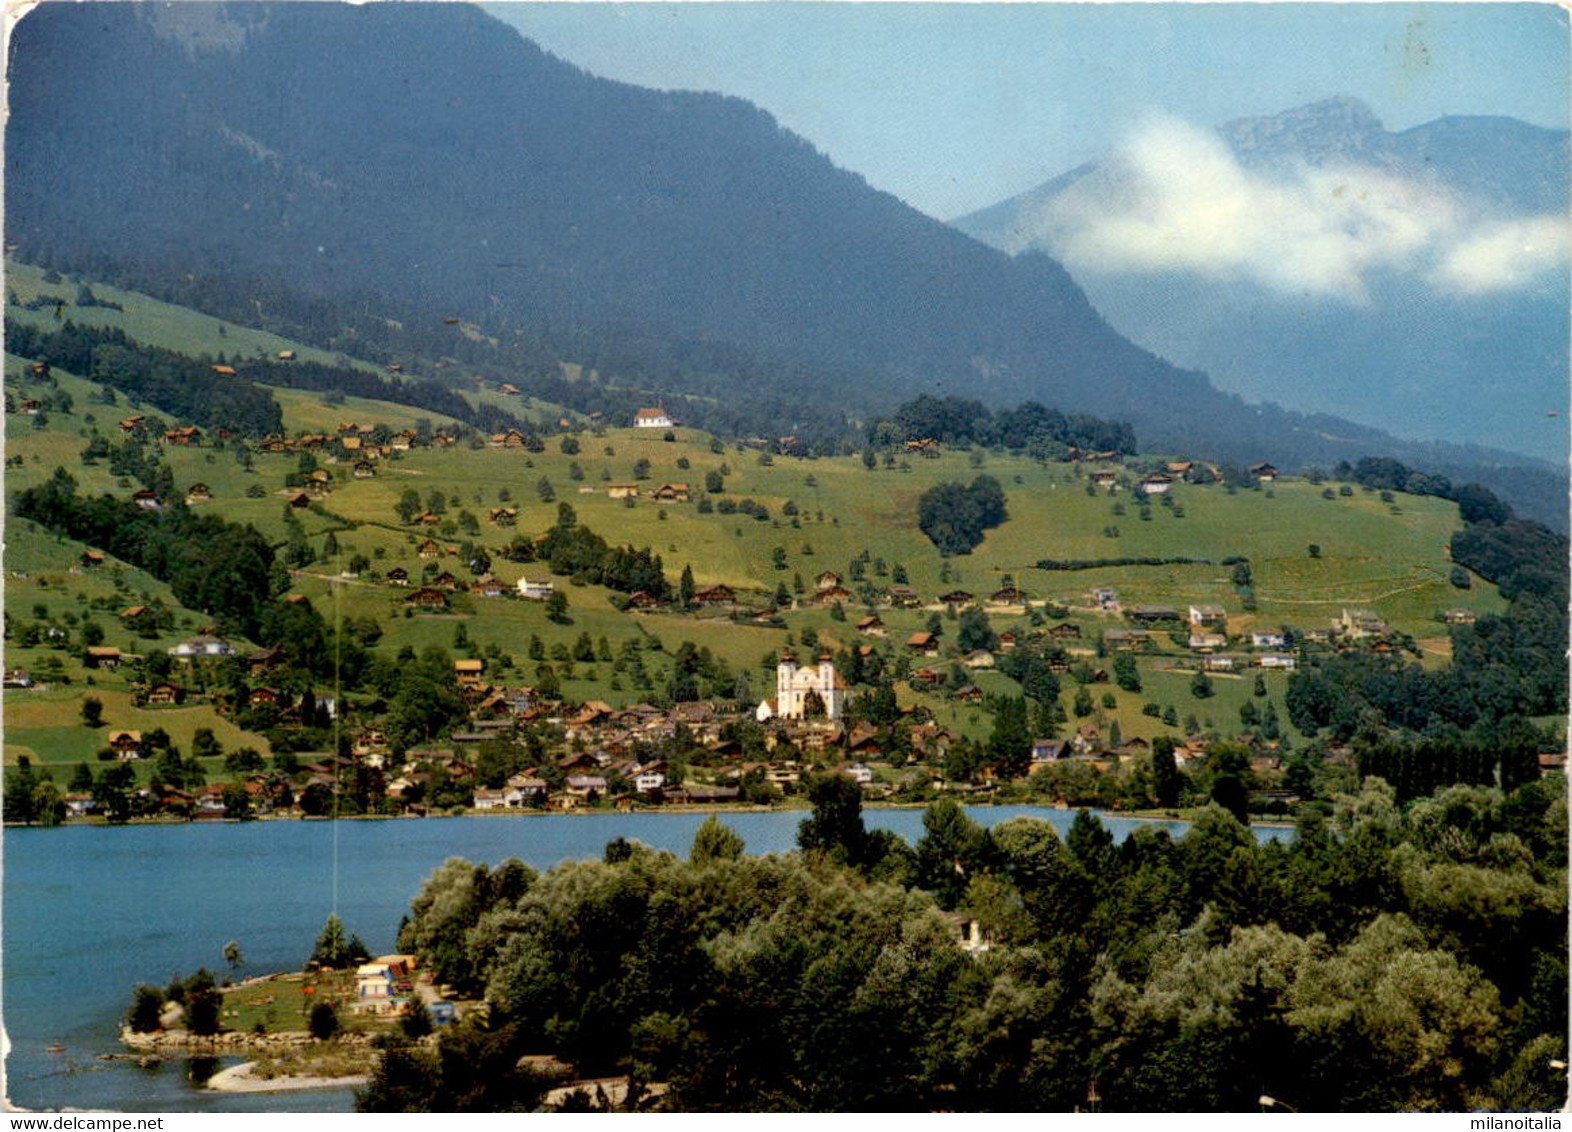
(3, 288), (1508, 775)
(6, 260), (573, 434)
(6, 261), (381, 373)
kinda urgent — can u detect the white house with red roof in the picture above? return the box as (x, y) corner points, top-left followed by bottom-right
(633, 404), (675, 429)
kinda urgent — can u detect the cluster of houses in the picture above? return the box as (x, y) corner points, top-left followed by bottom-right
(260, 422), (451, 460)
(349, 954), (457, 1025)
(402, 654), (952, 812)
(1078, 587), (1417, 666)
(604, 483), (690, 503)
(46, 611), (1568, 825)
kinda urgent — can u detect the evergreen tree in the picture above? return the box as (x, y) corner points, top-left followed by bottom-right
(1150, 735), (1183, 808)
(986, 697), (1032, 776)
(690, 815), (745, 865)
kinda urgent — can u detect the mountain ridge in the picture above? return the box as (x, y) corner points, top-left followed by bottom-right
(6, 4), (1563, 524)
(952, 95), (1570, 467)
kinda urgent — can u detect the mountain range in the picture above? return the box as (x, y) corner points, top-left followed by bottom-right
(6, 4), (1563, 523)
(954, 97), (1570, 465)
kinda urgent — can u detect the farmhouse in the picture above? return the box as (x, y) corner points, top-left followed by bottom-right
(1189, 604), (1227, 630)
(169, 635), (235, 660)
(184, 483), (213, 504)
(1032, 739), (1070, 763)
(517, 579), (554, 601)
(108, 731), (142, 760)
(1104, 629), (1150, 651)
(1337, 609), (1389, 639)
(1136, 473), (1173, 495)
(633, 405), (674, 429)
(651, 483), (689, 502)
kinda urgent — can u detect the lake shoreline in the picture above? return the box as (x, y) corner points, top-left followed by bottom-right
(5, 801), (1296, 831)
(206, 1062), (369, 1094)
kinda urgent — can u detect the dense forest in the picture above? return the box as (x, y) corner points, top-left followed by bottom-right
(916, 475), (1010, 556)
(12, 468), (275, 637)
(4, 319), (529, 438)
(5, 321), (283, 436)
(522, 503), (673, 600)
(873, 395), (1137, 458)
(1285, 468), (1566, 738)
(359, 780), (1566, 1112)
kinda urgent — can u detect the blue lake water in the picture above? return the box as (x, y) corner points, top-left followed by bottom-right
(3, 808), (1286, 1112)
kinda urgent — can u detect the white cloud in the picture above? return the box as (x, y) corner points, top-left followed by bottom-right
(1431, 216), (1570, 295)
(1036, 115), (1568, 302)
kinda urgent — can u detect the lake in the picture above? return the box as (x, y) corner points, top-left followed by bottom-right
(2, 807), (1286, 1112)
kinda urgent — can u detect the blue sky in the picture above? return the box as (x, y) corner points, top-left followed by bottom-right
(482, 2), (1568, 220)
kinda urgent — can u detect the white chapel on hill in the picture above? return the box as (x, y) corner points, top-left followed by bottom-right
(757, 651), (846, 722)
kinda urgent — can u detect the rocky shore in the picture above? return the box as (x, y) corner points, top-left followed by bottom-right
(119, 1027), (376, 1053)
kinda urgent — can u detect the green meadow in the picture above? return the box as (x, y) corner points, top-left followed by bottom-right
(3, 270), (1508, 772)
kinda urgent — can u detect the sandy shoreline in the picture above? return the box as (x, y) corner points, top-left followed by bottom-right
(205, 1062), (369, 1094)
